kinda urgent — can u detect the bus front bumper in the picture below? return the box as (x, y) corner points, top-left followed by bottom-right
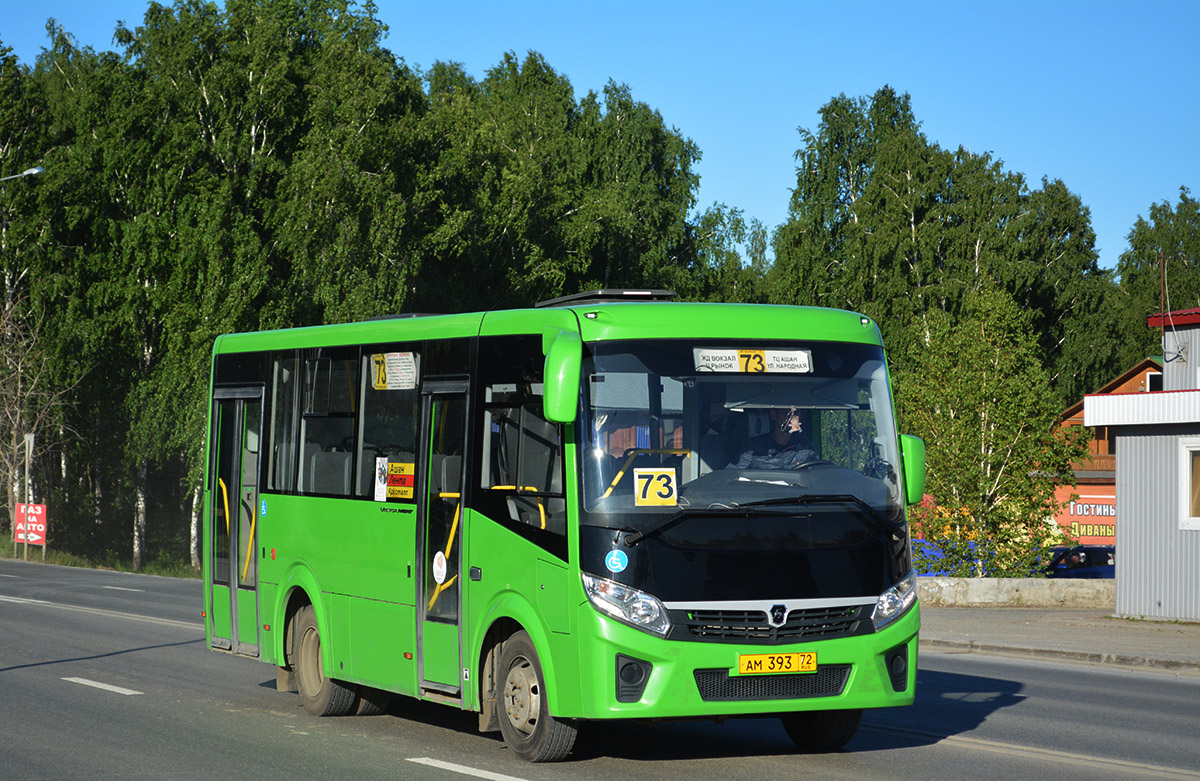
(569, 602), (919, 720)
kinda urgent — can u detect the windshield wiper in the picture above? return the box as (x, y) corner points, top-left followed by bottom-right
(623, 505), (763, 546)
(733, 494), (906, 537)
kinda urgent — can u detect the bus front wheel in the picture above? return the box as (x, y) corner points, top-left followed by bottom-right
(294, 604), (356, 717)
(781, 708), (862, 751)
(496, 631), (577, 762)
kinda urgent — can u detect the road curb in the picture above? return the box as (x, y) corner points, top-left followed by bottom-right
(919, 638), (1200, 672)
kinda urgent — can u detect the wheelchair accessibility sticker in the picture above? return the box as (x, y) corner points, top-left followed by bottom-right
(605, 549), (629, 574)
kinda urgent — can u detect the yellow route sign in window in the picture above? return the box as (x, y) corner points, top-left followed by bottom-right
(634, 468), (677, 506)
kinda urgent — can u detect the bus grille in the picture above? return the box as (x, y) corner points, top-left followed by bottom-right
(693, 665), (852, 701)
(681, 606), (868, 644)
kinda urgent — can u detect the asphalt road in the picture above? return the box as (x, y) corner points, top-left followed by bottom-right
(2, 558), (1198, 780)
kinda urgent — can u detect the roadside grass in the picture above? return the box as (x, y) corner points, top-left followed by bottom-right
(0, 545), (200, 579)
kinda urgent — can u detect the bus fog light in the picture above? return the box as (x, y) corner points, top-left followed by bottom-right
(616, 654), (652, 702)
(582, 573), (671, 637)
(871, 572), (917, 630)
(885, 646), (908, 692)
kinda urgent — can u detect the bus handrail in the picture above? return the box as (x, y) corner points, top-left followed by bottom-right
(218, 478), (230, 536)
(240, 494), (257, 584)
(427, 492), (461, 611)
(489, 485), (546, 529)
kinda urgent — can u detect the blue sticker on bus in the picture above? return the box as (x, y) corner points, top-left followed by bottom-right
(260, 498), (268, 517)
(605, 549), (628, 574)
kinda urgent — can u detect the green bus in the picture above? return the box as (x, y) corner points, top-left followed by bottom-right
(203, 290), (925, 762)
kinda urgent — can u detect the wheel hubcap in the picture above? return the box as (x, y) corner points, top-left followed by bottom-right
(502, 656), (540, 737)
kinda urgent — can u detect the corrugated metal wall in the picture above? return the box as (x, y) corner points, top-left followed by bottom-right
(1162, 327), (1199, 391)
(1115, 424), (1200, 620)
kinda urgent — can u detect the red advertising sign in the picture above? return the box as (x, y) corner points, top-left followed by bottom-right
(1052, 485), (1115, 545)
(14, 503), (47, 546)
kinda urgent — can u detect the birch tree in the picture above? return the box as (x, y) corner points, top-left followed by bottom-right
(895, 286), (1087, 576)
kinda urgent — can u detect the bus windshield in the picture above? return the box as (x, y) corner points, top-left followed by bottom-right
(579, 339), (903, 531)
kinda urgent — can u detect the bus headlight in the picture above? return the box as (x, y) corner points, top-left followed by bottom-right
(582, 573), (671, 637)
(871, 572), (917, 630)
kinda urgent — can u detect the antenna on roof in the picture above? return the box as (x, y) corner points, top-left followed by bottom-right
(536, 289), (677, 308)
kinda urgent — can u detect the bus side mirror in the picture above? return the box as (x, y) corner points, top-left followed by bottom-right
(543, 330), (581, 424)
(900, 434), (926, 506)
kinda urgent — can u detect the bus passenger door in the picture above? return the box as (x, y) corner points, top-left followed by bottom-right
(418, 382), (469, 696)
(208, 388), (263, 657)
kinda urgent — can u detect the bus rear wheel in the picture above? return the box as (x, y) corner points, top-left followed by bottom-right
(294, 605), (356, 717)
(496, 631), (577, 762)
(781, 708), (862, 752)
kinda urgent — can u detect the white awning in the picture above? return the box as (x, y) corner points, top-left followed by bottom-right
(1084, 389), (1200, 427)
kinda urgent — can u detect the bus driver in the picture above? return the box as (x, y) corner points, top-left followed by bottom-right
(729, 406), (819, 470)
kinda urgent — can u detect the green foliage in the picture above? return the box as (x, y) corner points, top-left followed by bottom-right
(767, 85), (1160, 576)
(770, 87), (1119, 406)
(683, 205), (769, 302)
(1115, 187), (1200, 367)
(895, 286), (1088, 576)
(409, 58), (702, 310)
(0, 3), (711, 567)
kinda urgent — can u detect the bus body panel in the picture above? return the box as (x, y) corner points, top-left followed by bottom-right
(462, 506), (581, 716)
(570, 303), (882, 347)
(201, 487), (215, 647)
(350, 597), (417, 695)
(257, 581), (277, 661)
(216, 312), (485, 354)
(274, 563), (327, 666)
(258, 494), (418, 606)
(260, 492), (420, 694)
(478, 306), (580, 339)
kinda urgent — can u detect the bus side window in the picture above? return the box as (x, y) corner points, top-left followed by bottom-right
(267, 354), (299, 492)
(488, 403), (564, 523)
(299, 349), (358, 497)
(476, 335), (568, 554)
(357, 348), (421, 499)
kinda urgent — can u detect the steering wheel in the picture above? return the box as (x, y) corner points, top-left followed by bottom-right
(792, 459), (833, 470)
(862, 457), (892, 480)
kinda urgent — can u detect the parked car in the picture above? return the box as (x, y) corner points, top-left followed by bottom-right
(1041, 545), (1115, 579)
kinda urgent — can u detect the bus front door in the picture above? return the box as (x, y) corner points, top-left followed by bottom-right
(418, 382), (469, 696)
(208, 388), (263, 657)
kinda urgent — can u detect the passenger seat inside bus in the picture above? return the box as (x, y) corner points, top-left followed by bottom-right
(309, 450), (352, 496)
(441, 455), (462, 496)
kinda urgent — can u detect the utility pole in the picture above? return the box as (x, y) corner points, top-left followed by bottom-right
(24, 433), (33, 561)
(2, 165), (43, 558)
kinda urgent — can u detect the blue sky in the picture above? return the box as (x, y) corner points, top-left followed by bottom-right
(4, 0), (1198, 271)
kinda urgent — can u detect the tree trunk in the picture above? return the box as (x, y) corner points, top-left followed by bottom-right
(133, 461), (147, 571)
(190, 485), (201, 569)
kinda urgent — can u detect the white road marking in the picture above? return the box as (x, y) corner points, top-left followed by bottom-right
(102, 586), (145, 592)
(0, 594), (201, 630)
(62, 677), (143, 696)
(0, 595), (50, 605)
(863, 725), (1200, 779)
(0, 573), (19, 577)
(406, 758), (530, 781)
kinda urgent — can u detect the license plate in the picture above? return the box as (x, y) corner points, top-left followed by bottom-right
(737, 651), (817, 675)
